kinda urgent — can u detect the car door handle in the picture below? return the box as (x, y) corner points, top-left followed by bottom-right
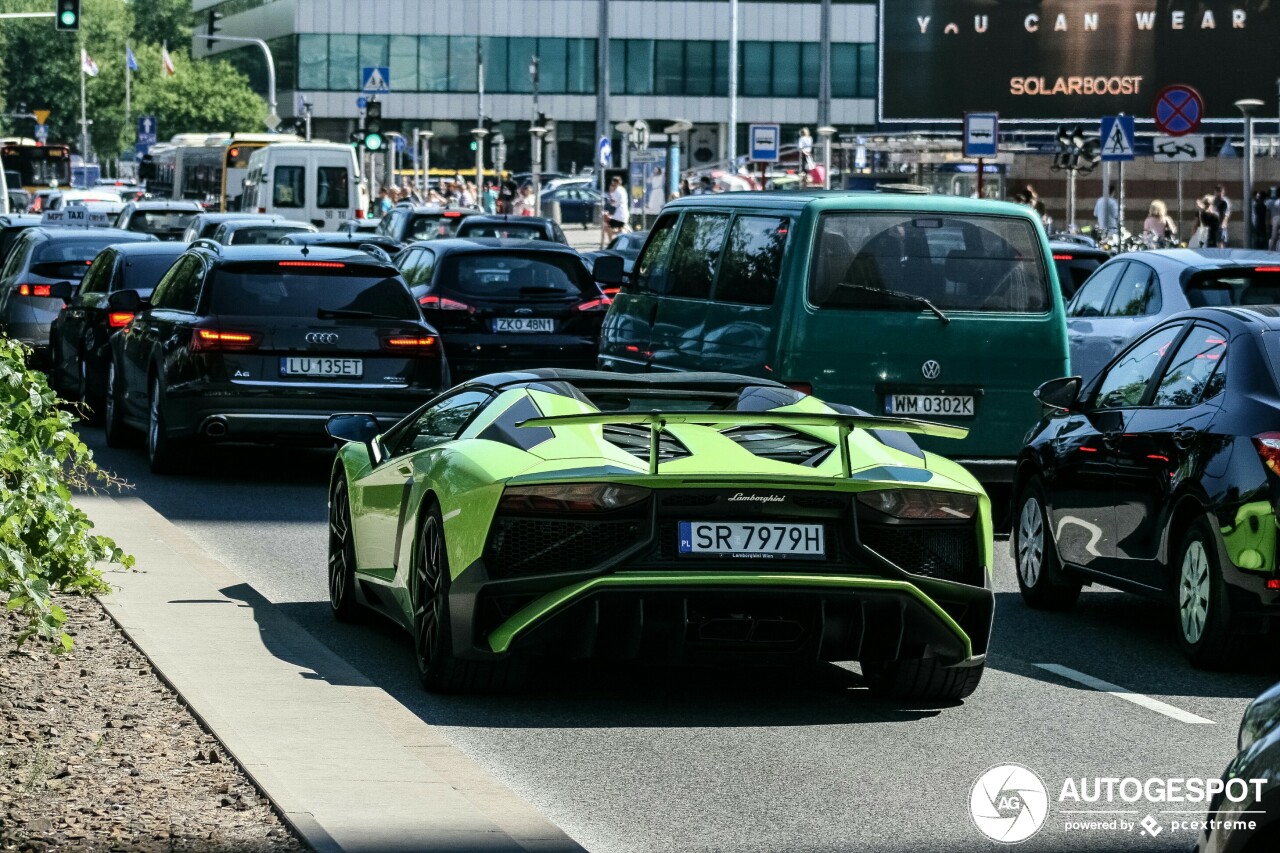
(1173, 427), (1198, 450)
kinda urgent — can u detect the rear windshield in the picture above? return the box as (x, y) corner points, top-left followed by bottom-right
(120, 254), (183, 295)
(810, 212), (1052, 313)
(1185, 270), (1280, 307)
(436, 252), (588, 300)
(32, 239), (117, 280)
(126, 211), (196, 235)
(208, 264), (418, 320)
(459, 223), (549, 241)
(228, 226), (309, 245)
(409, 214), (464, 240)
(1053, 256), (1103, 298)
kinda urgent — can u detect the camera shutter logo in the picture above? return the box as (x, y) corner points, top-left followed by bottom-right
(305, 332), (339, 345)
(922, 359), (942, 380)
(969, 764), (1049, 844)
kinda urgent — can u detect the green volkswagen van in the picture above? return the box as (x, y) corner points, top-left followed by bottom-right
(597, 191), (1069, 504)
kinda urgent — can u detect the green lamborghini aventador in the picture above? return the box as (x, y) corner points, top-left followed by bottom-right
(326, 370), (994, 699)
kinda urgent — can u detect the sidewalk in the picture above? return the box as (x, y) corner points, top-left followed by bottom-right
(563, 223), (604, 252)
(81, 494), (583, 853)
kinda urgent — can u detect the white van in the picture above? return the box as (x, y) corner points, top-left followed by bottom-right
(241, 143), (368, 231)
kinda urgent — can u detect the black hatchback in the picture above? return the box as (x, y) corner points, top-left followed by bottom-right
(48, 241), (187, 422)
(394, 238), (609, 382)
(105, 244), (449, 473)
(1014, 306), (1280, 668)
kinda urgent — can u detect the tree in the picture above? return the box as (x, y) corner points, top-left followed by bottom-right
(128, 0), (191, 48)
(131, 43), (266, 137)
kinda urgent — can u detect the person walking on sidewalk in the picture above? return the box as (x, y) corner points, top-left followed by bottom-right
(603, 176), (630, 242)
(1213, 185), (1232, 247)
(1094, 186), (1118, 234)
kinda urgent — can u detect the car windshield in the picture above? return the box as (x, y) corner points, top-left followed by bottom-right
(810, 212), (1052, 313)
(32, 239), (118, 280)
(228, 226), (309, 245)
(1185, 269), (1280, 307)
(126, 211), (196, 235)
(119, 253), (183, 296)
(460, 224), (549, 240)
(435, 252), (588, 300)
(209, 264), (418, 319)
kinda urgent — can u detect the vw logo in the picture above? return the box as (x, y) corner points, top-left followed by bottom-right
(305, 332), (339, 345)
(921, 359), (942, 380)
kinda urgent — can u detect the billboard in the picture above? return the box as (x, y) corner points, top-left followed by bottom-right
(879, 1), (1280, 122)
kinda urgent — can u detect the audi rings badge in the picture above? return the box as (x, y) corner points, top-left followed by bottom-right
(305, 332), (340, 345)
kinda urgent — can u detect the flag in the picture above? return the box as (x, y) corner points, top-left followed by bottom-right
(80, 48), (99, 77)
(161, 44), (176, 76)
(126, 45), (138, 72)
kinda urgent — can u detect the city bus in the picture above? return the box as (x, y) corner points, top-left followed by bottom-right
(141, 132), (302, 211)
(0, 138), (73, 193)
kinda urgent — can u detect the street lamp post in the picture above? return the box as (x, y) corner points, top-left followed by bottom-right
(817, 126), (836, 190)
(1236, 98), (1265, 249)
(471, 128), (488, 202)
(419, 130), (434, 196)
(531, 125), (548, 216)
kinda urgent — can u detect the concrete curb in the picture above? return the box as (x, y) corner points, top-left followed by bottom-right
(83, 493), (584, 853)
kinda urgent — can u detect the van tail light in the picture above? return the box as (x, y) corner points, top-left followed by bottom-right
(576, 297), (612, 311)
(419, 294), (473, 312)
(107, 312), (134, 329)
(356, 209), (365, 219)
(15, 284), (51, 297)
(381, 334), (439, 354)
(258, 207), (267, 214)
(1253, 433), (1280, 476)
(192, 329), (261, 352)
(786, 382), (813, 395)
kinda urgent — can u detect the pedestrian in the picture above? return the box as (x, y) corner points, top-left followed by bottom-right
(456, 181), (475, 208)
(512, 184), (534, 216)
(797, 127), (814, 172)
(481, 183), (498, 213)
(1093, 186), (1118, 233)
(1254, 191), (1269, 249)
(376, 187), (393, 216)
(1192, 195), (1221, 249)
(603, 175), (629, 241)
(1143, 200), (1177, 245)
(1213, 184), (1231, 247)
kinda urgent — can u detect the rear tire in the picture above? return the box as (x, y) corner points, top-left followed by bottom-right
(328, 477), (362, 622)
(146, 375), (186, 475)
(1175, 517), (1245, 670)
(412, 502), (520, 694)
(1014, 479), (1082, 611)
(103, 360), (136, 448)
(863, 658), (984, 701)
(78, 354), (104, 426)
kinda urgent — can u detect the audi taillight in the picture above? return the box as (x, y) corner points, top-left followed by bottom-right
(107, 312), (134, 329)
(419, 294), (473, 312)
(15, 284), (51, 297)
(576, 297), (612, 311)
(192, 329), (260, 351)
(381, 335), (439, 353)
(1253, 432), (1280, 476)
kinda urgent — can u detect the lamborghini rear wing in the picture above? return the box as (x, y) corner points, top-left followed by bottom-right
(517, 411), (968, 477)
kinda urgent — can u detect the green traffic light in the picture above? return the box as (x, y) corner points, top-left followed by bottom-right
(60, 11), (76, 26)
(469, 141), (478, 151)
(364, 133), (384, 151)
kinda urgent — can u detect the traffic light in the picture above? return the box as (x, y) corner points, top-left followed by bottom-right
(363, 100), (384, 151)
(469, 140), (478, 151)
(54, 0), (80, 32)
(207, 10), (224, 51)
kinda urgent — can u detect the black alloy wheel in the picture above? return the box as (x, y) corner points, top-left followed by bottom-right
(328, 477), (362, 622)
(103, 360), (135, 448)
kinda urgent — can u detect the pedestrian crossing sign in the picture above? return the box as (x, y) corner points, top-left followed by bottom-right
(1099, 115), (1135, 161)
(361, 66), (391, 93)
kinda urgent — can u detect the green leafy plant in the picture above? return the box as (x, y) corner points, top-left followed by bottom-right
(0, 336), (132, 652)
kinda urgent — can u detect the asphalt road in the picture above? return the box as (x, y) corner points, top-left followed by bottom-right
(82, 432), (1280, 853)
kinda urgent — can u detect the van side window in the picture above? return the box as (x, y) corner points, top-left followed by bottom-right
(632, 213), (677, 294)
(273, 166), (305, 208)
(317, 167), (350, 209)
(713, 216), (788, 306)
(667, 213), (730, 299)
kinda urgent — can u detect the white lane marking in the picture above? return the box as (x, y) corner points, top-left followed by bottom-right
(1034, 664), (1215, 725)
(442, 508), (461, 521)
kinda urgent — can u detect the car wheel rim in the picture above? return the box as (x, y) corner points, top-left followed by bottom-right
(1179, 540), (1211, 644)
(147, 381), (159, 458)
(328, 483), (351, 610)
(1017, 496), (1044, 587)
(414, 517), (444, 671)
